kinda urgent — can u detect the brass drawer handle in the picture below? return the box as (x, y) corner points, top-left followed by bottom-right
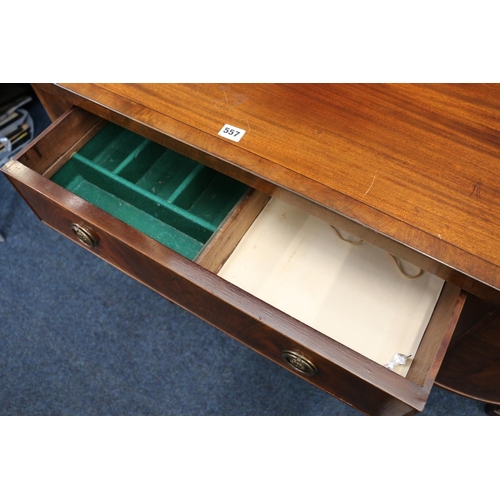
(71, 223), (97, 248)
(282, 350), (317, 377)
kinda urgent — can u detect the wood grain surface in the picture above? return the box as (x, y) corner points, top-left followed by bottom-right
(33, 83), (500, 299)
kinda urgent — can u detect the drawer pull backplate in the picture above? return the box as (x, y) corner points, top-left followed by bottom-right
(282, 350), (317, 377)
(71, 223), (97, 248)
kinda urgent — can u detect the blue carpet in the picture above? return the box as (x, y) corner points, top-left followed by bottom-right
(0, 99), (488, 416)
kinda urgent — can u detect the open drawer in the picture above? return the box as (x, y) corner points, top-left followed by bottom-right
(1, 106), (467, 415)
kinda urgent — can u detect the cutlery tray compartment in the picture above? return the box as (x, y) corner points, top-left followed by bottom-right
(50, 122), (249, 260)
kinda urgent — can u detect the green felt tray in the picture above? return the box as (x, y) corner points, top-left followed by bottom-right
(51, 123), (248, 260)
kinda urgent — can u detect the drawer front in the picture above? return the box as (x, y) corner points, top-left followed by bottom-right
(1, 107), (466, 415)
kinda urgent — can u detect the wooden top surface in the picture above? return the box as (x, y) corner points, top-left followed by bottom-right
(52, 84), (500, 293)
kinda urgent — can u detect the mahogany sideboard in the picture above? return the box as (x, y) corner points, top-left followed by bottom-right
(2, 83), (500, 415)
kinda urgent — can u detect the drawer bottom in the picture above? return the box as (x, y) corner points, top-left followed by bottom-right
(216, 198), (446, 376)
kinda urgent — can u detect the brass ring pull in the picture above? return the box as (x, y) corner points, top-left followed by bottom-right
(282, 350), (317, 377)
(71, 223), (97, 249)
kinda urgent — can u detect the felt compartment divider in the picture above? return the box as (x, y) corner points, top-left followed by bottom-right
(50, 123), (248, 260)
(71, 153), (218, 234)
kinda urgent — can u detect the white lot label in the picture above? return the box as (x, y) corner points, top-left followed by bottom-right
(218, 124), (246, 142)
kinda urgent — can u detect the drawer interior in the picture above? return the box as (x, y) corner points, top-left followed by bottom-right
(50, 123), (249, 260)
(214, 197), (446, 377)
